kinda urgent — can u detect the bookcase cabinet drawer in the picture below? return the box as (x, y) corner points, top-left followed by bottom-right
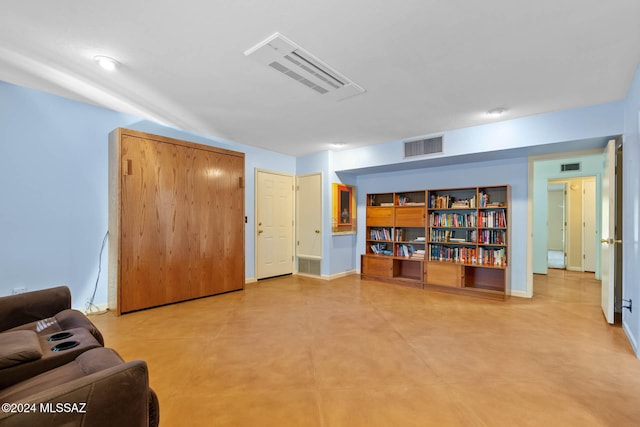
(362, 255), (393, 278)
(366, 207), (394, 226)
(426, 262), (463, 287)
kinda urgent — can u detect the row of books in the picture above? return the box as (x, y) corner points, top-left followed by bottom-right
(429, 229), (476, 243)
(397, 244), (421, 258)
(429, 212), (476, 227)
(428, 245), (507, 266)
(369, 228), (426, 243)
(429, 245), (477, 264)
(479, 229), (506, 245)
(479, 210), (507, 228)
(369, 243), (393, 256)
(478, 192), (505, 208)
(369, 228), (392, 241)
(429, 194), (476, 209)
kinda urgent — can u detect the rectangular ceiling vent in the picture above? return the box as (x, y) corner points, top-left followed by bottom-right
(404, 136), (444, 158)
(244, 32), (365, 101)
(560, 162), (581, 172)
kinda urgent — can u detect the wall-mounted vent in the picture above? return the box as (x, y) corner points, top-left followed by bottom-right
(404, 136), (444, 158)
(244, 32), (365, 101)
(560, 162), (581, 172)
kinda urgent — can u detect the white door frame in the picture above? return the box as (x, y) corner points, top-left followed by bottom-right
(527, 148), (604, 298)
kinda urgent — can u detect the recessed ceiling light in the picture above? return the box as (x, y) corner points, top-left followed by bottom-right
(94, 55), (120, 71)
(487, 107), (507, 117)
(331, 142), (346, 149)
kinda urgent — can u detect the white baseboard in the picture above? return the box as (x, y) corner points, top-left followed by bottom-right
(566, 266), (583, 272)
(623, 319), (639, 358)
(509, 289), (530, 298)
(245, 277), (257, 284)
(321, 269), (358, 281)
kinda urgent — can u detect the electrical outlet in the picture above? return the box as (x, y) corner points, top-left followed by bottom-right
(12, 287), (27, 295)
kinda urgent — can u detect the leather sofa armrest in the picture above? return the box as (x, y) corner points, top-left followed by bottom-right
(0, 360), (154, 427)
(0, 287), (72, 332)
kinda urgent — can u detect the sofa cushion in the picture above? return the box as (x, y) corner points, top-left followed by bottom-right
(0, 331), (42, 369)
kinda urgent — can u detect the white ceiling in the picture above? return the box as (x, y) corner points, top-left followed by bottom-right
(1, 1), (639, 157)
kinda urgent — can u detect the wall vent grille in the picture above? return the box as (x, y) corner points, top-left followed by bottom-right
(560, 162), (581, 172)
(404, 136), (443, 158)
(298, 258), (321, 276)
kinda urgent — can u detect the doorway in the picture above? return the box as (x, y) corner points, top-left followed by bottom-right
(547, 183), (566, 269)
(296, 173), (323, 276)
(547, 177), (597, 272)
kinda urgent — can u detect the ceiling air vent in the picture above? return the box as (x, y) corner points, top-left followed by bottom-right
(560, 162), (581, 172)
(404, 136), (444, 158)
(244, 32), (365, 101)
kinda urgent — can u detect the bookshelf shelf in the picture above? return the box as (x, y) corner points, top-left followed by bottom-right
(362, 186), (510, 300)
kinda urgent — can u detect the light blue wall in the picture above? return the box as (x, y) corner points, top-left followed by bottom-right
(296, 151), (359, 277)
(532, 154), (604, 276)
(622, 64), (640, 355)
(334, 101), (624, 173)
(354, 157), (529, 294)
(0, 81), (295, 308)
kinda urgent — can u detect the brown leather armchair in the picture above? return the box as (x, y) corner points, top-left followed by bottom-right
(0, 286), (103, 346)
(0, 347), (159, 427)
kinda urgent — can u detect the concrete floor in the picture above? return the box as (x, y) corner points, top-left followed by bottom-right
(90, 270), (640, 426)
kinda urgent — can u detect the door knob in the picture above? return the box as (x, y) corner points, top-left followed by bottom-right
(258, 230), (263, 234)
(601, 238), (623, 244)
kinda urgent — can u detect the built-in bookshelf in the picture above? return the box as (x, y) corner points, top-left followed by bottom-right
(426, 185), (510, 299)
(362, 191), (426, 287)
(362, 186), (510, 300)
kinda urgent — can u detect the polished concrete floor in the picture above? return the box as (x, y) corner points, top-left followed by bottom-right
(90, 270), (640, 426)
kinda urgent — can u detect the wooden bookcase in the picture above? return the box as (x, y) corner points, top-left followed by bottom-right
(361, 191), (426, 288)
(362, 186), (510, 300)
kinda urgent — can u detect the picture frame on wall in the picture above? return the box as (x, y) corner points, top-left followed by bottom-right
(332, 183), (356, 234)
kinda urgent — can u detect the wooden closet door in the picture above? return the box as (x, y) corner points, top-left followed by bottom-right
(120, 135), (193, 312)
(115, 131), (245, 313)
(189, 149), (244, 297)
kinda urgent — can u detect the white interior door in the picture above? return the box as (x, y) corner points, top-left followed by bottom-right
(296, 173), (322, 259)
(583, 178), (597, 272)
(256, 170), (294, 279)
(601, 140), (616, 323)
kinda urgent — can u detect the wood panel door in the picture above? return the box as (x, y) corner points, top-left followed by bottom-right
(110, 129), (244, 314)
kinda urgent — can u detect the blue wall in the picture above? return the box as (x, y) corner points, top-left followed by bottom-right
(0, 81), (295, 308)
(622, 64), (640, 354)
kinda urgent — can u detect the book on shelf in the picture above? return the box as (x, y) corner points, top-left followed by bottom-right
(370, 243), (393, 256)
(396, 244), (416, 258)
(370, 228), (392, 241)
(430, 194), (476, 209)
(397, 195), (424, 206)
